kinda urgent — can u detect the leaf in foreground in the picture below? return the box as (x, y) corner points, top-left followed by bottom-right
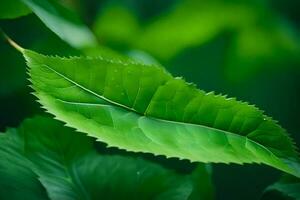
(0, 116), (213, 200)
(22, 47), (300, 177)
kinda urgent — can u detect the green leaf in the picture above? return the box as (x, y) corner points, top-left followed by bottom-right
(0, 0), (31, 19)
(24, 48), (300, 177)
(0, 116), (213, 200)
(0, 131), (49, 200)
(18, 0), (132, 63)
(262, 175), (300, 200)
(20, 0), (97, 49)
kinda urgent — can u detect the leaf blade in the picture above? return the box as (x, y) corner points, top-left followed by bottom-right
(25, 49), (300, 177)
(0, 130), (49, 200)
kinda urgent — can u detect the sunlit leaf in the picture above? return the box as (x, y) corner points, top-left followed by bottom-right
(22, 48), (300, 177)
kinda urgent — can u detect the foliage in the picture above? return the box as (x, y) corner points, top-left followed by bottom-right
(93, 0), (300, 81)
(1, 0), (300, 199)
(0, 116), (213, 200)
(24, 48), (300, 177)
(262, 175), (300, 200)
(19, 0), (96, 49)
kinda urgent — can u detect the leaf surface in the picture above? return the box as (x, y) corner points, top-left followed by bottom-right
(24, 49), (300, 177)
(0, 116), (213, 200)
(0, 130), (49, 200)
(18, 0), (134, 62)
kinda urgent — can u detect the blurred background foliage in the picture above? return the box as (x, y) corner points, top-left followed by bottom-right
(0, 0), (300, 199)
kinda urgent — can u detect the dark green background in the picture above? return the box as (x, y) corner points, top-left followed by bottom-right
(1, 0), (300, 199)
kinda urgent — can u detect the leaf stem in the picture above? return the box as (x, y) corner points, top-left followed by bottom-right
(1, 31), (24, 53)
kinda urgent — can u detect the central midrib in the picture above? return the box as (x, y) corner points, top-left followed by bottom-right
(40, 63), (277, 153)
(41, 63), (235, 134)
